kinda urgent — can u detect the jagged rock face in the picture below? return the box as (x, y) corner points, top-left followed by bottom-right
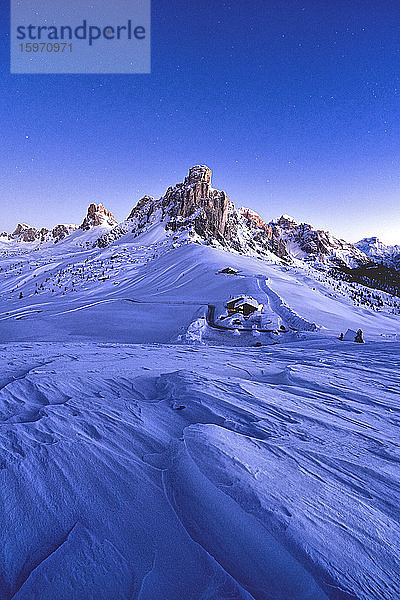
(239, 208), (289, 259)
(278, 221), (331, 255)
(239, 208), (368, 265)
(355, 237), (400, 270)
(128, 196), (155, 221)
(257, 230), (288, 259)
(7, 223), (79, 244)
(80, 204), (117, 230)
(52, 224), (78, 242)
(12, 223), (41, 243)
(161, 166), (233, 243)
(276, 214), (298, 229)
(269, 215), (369, 267)
(240, 208), (265, 229)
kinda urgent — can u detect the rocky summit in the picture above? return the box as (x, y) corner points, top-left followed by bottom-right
(80, 203), (117, 230)
(11, 223), (47, 243)
(159, 165), (240, 246)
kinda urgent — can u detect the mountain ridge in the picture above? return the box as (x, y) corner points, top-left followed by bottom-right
(1, 165), (397, 270)
(355, 236), (400, 269)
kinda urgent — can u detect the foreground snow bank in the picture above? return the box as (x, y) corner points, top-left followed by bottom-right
(0, 341), (398, 599)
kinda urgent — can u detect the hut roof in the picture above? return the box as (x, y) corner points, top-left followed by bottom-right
(227, 296), (260, 309)
(234, 296), (260, 309)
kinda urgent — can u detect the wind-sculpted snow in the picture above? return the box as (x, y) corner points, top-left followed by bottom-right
(0, 341), (398, 599)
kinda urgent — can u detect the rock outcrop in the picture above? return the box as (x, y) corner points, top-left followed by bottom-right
(160, 165), (242, 249)
(97, 165), (277, 256)
(11, 223), (44, 242)
(52, 224), (78, 242)
(80, 204), (117, 230)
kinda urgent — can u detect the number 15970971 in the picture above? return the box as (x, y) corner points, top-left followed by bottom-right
(19, 43), (72, 52)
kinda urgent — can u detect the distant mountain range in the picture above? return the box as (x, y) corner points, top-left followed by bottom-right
(2, 165), (399, 271)
(354, 237), (400, 270)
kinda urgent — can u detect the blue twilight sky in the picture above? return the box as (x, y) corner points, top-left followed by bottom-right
(1, 0), (400, 243)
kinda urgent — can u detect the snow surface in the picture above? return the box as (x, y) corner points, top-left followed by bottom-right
(0, 340), (398, 600)
(0, 226), (399, 599)
(1, 231), (399, 344)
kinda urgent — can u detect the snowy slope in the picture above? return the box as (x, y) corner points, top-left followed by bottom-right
(0, 229), (399, 344)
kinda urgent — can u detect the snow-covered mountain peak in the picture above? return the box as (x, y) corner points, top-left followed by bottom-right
(355, 236), (400, 269)
(97, 165), (255, 253)
(358, 236), (381, 246)
(271, 218), (368, 267)
(0, 166), (389, 271)
(355, 236), (398, 255)
(80, 203), (117, 230)
(276, 214), (298, 227)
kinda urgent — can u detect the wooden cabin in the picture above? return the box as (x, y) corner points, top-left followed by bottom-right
(226, 296), (261, 316)
(219, 267), (239, 275)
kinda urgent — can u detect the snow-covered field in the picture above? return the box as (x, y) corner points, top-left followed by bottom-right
(1, 228), (399, 344)
(0, 229), (399, 599)
(1, 340), (399, 600)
